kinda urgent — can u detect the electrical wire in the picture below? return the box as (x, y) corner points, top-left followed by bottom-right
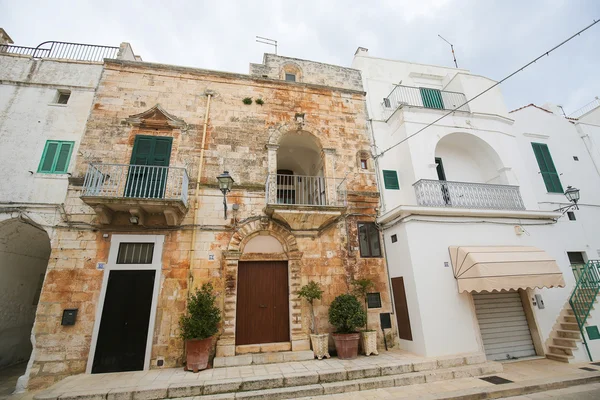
(375, 18), (600, 159)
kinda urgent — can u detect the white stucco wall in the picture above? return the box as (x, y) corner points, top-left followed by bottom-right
(0, 219), (51, 368)
(0, 55), (103, 204)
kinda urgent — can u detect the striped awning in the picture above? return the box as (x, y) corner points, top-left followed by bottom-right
(449, 246), (566, 293)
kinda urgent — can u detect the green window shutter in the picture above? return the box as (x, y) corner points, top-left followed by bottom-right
(382, 170), (399, 190)
(38, 141), (74, 174)
(420, 88), (444, 109)
(531, 142), (563, 193)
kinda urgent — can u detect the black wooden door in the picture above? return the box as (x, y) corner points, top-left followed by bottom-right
(391, 277), (413, 341)
(236, 261), (289, 345)
(92, 270), (155, 373)
(125, 135), (172, 198)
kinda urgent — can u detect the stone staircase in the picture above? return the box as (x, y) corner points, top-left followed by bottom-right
(546, 306), (582, 362)
(34, 353), (502, 400)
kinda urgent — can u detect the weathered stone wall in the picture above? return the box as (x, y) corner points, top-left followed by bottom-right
(28, 58), (392, 389)
(250, 54), (363, 92)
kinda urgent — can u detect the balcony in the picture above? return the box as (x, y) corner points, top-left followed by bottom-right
(264, 174), (347, 236)
(81, 163), (189, 226)
(382, 85), (470, 120)
(413, 179), (525, 211)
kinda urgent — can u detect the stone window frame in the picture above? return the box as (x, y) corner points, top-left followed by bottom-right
(280, 63), (303, 83)
(86, 234), (165, 373)
(356, 150), (372, 172)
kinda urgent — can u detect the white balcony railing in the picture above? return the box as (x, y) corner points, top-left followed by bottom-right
(82, 163), (189, 206)
(413, 179), (525, 210)
(266, 174), (347, 207)
(382, 85), (470, 120)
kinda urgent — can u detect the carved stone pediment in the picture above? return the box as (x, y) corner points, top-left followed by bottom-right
(125, 104), (186, 129)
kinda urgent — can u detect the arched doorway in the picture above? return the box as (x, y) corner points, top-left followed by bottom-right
(0, 218), (50, 396)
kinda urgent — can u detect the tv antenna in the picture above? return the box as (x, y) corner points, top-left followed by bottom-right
(438, 34), (458, 68)
(256, 36), (277, 54)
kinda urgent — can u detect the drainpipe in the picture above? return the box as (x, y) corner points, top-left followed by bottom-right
(189, 92), (213, 290)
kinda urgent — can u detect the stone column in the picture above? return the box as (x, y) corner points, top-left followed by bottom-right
(266, 144), (279, 204)
(322, 148), (337, 205)
(215, 250), (241, 357)
(288, 251), (309, 351)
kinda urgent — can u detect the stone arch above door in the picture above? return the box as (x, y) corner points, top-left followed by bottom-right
(227, 217), (300, 256)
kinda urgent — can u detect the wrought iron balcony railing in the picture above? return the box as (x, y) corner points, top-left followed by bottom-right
(266, 174), (347, 207)
(382, 85), (470, 120)
(82, 163), (189, 206)
(413, 179), (525, 210)
(0, 41), (119, 62)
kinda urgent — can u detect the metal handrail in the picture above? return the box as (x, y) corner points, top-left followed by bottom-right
(568, 260), (600, 361)
(382, 85), (470, 120)
(82, 163), (189, 206)
(413, 179), (525, 210)
(265, 174), (347, 207)
(1, 41), (119, 62)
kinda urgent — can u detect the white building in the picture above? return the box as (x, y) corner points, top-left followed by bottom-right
(0, 29), (138, 390)
(352, 47), (600, 363)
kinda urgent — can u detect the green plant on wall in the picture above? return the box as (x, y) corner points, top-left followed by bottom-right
(255, 98), (264, 105)
(242, 97), (253, 105)
(328, 293), (366, 334)
(352, 278), (375, 331)
(298, 281), (324, 334)
(179, 283), (221, 340)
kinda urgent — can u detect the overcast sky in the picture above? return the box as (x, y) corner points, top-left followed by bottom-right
(3, 0), (599, 114)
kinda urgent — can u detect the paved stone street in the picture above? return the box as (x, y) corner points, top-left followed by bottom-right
(505, 382), (600, 399)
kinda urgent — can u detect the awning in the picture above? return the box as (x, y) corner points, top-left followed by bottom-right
(449, 246), (566, 293)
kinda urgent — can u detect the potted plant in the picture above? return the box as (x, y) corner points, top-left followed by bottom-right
(352, 278), (379, 356)
(179, 282), (221, 372)
(328, 293), (366, 359)
(298, 281), (330, 359)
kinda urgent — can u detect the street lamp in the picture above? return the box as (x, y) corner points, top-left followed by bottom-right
(216, 171), (234, 219)
(555, 185), (580, 214)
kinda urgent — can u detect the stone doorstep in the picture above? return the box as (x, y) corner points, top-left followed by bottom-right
(34, 358), (499, 400)
(213, 350), (314, 368)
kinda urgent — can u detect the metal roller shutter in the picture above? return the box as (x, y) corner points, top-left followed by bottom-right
(473, 291), (536, 361)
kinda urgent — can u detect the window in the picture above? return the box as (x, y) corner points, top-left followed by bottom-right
(285, 73), (296, 82)
(383, 97), (391, 108)
(358, 222), (381, 257)
(419, 87), (444, 109)
(573, 156), (579, 161)
(117, 242), (155, 264)
(391, 234), (398, 243)
(55, 90), (71, 104)
(567, 211), (576, 221)
(531, 142), (563, 193)
(367, 293), (382, 309)
(382, 170), (399, 190)
(567, 251), (586, 280)
(37, 140), (74, 174)
(360, 159), (368, 170)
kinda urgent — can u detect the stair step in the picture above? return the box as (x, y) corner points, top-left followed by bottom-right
(546, 353), (574, 363)
(556, 329), (581, 339)
(564, 316), (577, 323)
(194, 362), (503, 400)
(560, 322), (580, 330)
(552, 337), (580, 347)
(548, 345), (575, 356)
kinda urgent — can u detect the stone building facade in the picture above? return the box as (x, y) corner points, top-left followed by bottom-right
(27, 54), (394, 389)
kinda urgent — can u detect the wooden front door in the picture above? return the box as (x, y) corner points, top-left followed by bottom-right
(125, 135), (172, 198)
(92, 270), (155, 373)
(391, 277), (413, 341)
(236, 261), (289, 345)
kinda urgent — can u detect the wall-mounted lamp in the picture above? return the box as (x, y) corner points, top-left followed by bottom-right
(129, 215), (139, 224)
(555, 185), (580, 214)
(216, 171), (234, 219)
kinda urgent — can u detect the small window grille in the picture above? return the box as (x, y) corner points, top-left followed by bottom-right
(573, 156), (579, 161)
(383, 98), (391, 108)
(360, 159), (368, 169)
(117, 242), (155, 264)
(367, 293), (382, 309)
(285, 73), (296, 82)
(567, 211), (576, 221)
(391, 234), (398, 243)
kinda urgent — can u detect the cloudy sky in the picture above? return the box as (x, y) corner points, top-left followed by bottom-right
(3, 0), (599, 113)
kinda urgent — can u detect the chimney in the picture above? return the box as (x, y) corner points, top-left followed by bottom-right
(0, 28), (14, 45)
(355, 47), (369, 56)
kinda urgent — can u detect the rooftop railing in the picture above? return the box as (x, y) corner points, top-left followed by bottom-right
(413, 179), (525, 210)
(382, 85), (470, 120)
(0, 41), (119, 62)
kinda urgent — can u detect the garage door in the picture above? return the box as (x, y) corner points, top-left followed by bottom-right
(473, 291), (536, 361)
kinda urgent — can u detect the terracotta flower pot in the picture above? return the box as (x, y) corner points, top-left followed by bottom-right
(184, 337), (212, 372)
(310, 333), (330, 360)
(332, 333), (360, 360)
(361, 331), (379, 356)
